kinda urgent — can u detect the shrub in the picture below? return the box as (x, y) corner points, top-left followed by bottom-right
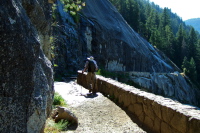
(44, 118), (69, 132)
(53, 92), (66, 107)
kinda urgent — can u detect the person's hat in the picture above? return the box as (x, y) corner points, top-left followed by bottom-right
(87, 56), (94, 60)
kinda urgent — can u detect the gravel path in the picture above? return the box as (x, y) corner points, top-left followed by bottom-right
(54, 81), (146, 133)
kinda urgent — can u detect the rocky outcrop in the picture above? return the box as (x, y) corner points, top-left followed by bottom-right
(128, 72), (200, 106)
(0, 0), (54, 132)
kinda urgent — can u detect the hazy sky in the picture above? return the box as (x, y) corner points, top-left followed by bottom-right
(149, 0), (200, 20)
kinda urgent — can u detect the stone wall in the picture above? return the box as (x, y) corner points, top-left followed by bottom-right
(77, 71), (200, 133)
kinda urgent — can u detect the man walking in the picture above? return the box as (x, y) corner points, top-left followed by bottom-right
(82, 56), (98, 94)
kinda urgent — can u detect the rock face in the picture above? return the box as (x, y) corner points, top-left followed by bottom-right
(0, 0), (54, 132)
(52, 0), (87, 79)
(53, 0), (179, 76)
(53, 0), (199, 106)
(80, 0), (181, 72)
(128, 72), (200, 106)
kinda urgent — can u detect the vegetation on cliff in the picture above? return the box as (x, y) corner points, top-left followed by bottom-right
(109, 0), (200, 86)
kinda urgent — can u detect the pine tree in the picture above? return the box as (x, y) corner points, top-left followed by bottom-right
(149, 28), (161, 47)
(182, 56), (189, 75)
(164, 25), (175, 59)
(189, 57), (197, 81)
(188, 27), (198, 60)
(159, 8), (170, 38)
(146, 9), (155, 40)
(181, 38), (188, 61)
(130, 0), (139, 32)
(195, 40), (200, 81)
(174, 24), (186, 67)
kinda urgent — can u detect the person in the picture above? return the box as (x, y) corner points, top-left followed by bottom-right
(82, 56), (98, 94)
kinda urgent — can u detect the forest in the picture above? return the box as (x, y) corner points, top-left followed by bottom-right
(109, 0), (200, 86)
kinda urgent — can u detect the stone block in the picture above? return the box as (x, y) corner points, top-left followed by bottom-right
(161, 121), (172, 133)
(143, 104), (155, 120)
(188, 117), (200, 133)
(122, 91), (132, 108)
(113, 86), (120, 98)
(152, 117), (161, 133)
(128, 104), (135, 113)
(170, 111), (187, 133)
(133, 103), (143, 117)
(152, 101), (162, 119)
(161, 105), (175, 123)
(129, 91), (137, 105)
(144, 115), (154, 130)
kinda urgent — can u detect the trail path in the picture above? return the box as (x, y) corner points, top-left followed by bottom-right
(54, 81), (146, 133)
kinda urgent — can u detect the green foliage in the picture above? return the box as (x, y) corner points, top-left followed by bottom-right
(96, 69), (130, 83)
(189, 57), (197, 81)
(52, 4), (57, 20)
(96, 69), (117, 78)
(44, 118), (69, 132)
(50, 36), (56, 59)
(54, 64), (58, 67)
(182, 57), (197, 82)
(182, 56), (190, 75)
(60, 0), (85, 23)
(44, 93), (69, 132)
(53, 92), (67, 107)
(54, 119), (69, 131)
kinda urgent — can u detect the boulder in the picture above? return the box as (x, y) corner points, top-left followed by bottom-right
(0, 0), (54, 132)
(52, 106), (78, 124)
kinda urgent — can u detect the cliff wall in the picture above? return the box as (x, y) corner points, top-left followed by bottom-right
(0, 0), (54, 132)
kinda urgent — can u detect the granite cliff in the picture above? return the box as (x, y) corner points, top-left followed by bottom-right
(0, 0), (54, 132)
(52, 0), (200, 107)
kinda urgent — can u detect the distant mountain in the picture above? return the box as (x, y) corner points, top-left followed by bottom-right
(185, 18), (200, 33)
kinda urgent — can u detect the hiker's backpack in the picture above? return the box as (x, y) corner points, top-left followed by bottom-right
(88, 60), (96, 72)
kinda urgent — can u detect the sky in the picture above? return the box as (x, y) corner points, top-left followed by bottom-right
(149, 0), (200, 21)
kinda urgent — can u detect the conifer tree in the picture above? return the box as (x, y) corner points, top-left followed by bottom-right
(188, 27), (198, 60)
(182, 56), (190, 75)
(189, 57), (197, 81)
(146, 9), (155, 40)
(131, 0), (139, 32)
(164, 25), (175, 59)
(175, 24), (186, 67)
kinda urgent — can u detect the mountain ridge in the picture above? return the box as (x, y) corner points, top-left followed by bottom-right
(185, 18), (200, 33)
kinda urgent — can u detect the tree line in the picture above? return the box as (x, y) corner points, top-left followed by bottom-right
(109, 0), (200, 85)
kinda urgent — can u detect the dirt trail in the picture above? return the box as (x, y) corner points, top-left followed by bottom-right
(54, 81), (146, 133)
